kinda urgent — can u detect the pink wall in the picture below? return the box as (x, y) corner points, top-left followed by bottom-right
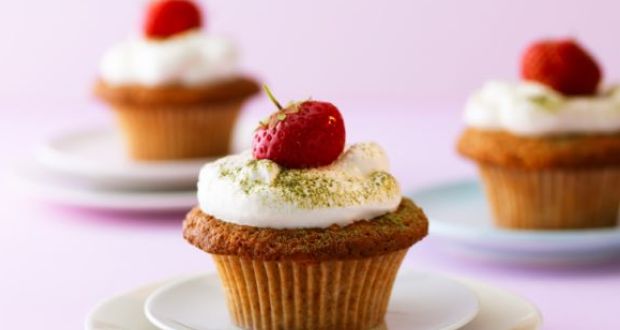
(1, 0), (618, 109)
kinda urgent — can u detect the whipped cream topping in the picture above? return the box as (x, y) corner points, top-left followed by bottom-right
(464, 81), (620, 136)
(197, 142), (402, 229)
(99, 31), (238, 86)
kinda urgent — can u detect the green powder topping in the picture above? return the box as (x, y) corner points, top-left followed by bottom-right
(272, 170), (398, 208)
(527, 94), (563, 111)
(214, 144), (400, 209)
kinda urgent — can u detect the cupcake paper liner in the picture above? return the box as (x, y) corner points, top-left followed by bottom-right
(479, 164), (620, 229)
(112, 101), (243, 160)
(211, 249), (408, 330)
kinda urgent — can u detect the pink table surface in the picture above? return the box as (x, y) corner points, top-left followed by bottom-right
(1, 100), (619, 330)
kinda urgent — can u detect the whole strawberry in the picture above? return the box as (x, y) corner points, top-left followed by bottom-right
(521, 39), (602, 95)
(144, 0), (202, 39)
(253, 87), (346, 168)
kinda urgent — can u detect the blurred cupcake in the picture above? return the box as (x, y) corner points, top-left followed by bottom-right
(183, 89), (428, 330)
(95, 0), (259, 160)
(458, 38), (620, 229)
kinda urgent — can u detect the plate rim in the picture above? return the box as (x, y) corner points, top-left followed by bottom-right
(34, 126), (212, 183)
(408, 178), (620, 243)
(10, 160), (197, 212)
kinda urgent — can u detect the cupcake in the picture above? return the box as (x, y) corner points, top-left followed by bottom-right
(95, 0), (259, 160)
(458, 38), (620, 229)
(183, 88), (428, 330)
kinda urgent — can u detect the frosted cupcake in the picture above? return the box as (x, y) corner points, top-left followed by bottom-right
(95, 0), (259, 160)
(183, 88), (428, 330)
(458, 38), (620, 229)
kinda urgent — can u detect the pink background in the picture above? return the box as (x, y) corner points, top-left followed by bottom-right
(2, 1), (620, 329)
(2, 0), (620, 108)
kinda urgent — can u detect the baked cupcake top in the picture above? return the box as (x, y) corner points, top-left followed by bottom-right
(184, 198), (427, 260)
(99, 0), (239, 88)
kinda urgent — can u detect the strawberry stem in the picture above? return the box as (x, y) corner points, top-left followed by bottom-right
(263, 84), (283, 110)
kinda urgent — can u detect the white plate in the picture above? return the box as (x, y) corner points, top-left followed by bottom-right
(86, 282), (161, 330)
(10, 159), (196, 212)
(144, 273), (479, 330)
(456, 278), (541, 330)
(410, 180), (620, 264)
(86, 272), (541, 330)
(35, 127), (211, 190)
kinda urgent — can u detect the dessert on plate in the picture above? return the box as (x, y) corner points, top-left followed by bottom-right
(458, 38), (620, 229)
(183, 87), (428, 330)
(95, 0), (259, 160)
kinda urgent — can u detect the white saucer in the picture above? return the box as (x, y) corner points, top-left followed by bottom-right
(87, 282), (161, 330)
(35, 127), (211, 190)
(145, 272), (478, 330)
(86, 272), (541, 330)
(10, 159), (196, 212)
(410, 180), (620, 264)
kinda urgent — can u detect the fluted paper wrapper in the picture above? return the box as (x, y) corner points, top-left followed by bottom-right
(112, 101), (243, 160)
(479, 164), (620, 229)
(211, 249), (407, 330)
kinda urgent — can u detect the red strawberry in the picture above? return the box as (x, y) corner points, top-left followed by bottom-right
(520, 38), (602, 95)
(252, 87), (346, 169)
(143, 0), (203, 39)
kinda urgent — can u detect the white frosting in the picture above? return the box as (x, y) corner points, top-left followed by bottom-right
(197, 142), (402, 229)
(99, 31), (238, 86)
(464, 81), (620, 136)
